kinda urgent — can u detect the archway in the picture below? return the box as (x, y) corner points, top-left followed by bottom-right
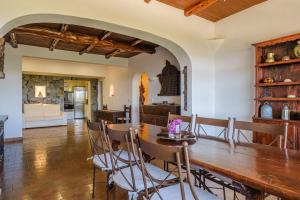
(0, 14), (192, 138)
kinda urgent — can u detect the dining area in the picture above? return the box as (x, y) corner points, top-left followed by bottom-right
(87, 113), (300, 200)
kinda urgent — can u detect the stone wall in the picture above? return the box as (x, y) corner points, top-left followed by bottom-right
(22, 74), (98, 120)
(22, 75), (64, 109)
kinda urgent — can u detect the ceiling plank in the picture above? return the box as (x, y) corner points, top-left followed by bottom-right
(0, 38), (5, 79)
(49, 24), (69, 51)
(184, 0), (218, 16)
(10, 33), (18, 48)
(80, 31), (112, 55)
(13, 26), (156, 55)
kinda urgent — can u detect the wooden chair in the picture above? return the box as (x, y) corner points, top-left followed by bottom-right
(137, 137), (219, 200)
(103, 104), (108, 110)
(106, 127), (175, 200)
(117, 105), (132, 124)
(194, 115), (231, 142)
(193, 116), (233, 199)
(167, 112), (193, 132)
(232, 118), (288, 149)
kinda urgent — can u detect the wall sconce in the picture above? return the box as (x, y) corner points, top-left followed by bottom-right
(35, 85), (46, 98)
(109, 84), (115, 97)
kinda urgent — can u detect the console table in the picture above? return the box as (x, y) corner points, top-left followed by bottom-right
(94, 110), (125, 124)
(142, 104), (180, 126)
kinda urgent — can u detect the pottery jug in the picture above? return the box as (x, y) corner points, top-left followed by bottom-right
(261, 102), (273, 119)
(294, 40), (300, 58)
(282, 104), (290, 120)
(265, 53), (275, 63)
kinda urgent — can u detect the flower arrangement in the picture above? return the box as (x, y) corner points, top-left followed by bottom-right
(167, 119), (183, 134)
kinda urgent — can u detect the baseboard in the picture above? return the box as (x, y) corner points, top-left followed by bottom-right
(5, 137), (23, 143)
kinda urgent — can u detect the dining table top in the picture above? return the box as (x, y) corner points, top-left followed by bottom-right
(107, 123), (300, 200)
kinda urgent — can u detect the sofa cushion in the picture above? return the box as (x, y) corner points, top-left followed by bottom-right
(24, 104), (43, 117)
(43, 104), (61, 116)
(43, 115), (64, 121)
(24, 116), (44, 122)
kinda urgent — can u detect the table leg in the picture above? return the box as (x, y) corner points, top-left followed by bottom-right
(233, 182), (265, 200)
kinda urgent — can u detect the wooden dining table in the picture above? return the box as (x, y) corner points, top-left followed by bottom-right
(107, 123), (300, 200)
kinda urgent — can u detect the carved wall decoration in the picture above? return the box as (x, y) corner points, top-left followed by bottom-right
(183, 66), (188, 111)
(157, 60), (180, 96)
(0, 38), (5, 79)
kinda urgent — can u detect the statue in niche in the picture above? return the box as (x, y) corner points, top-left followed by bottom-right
(157, 60), (180, 96)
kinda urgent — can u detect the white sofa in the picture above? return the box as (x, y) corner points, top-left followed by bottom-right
(23, 104), (67, 128)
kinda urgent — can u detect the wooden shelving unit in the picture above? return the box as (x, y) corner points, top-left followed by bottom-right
(252, 33), (300, 149)
(255, 97), (300, 101)
(256, 81), (300, 87)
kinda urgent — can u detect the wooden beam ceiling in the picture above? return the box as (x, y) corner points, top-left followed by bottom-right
(145, 0), (267, 22)
(184, 0), (218, 16)
(79, 31), (112, 55)
(105, 39), (144, 59)
(0, 38), (5, 79)
(49, 24), (69, 51)
(12, 26), (156, 57)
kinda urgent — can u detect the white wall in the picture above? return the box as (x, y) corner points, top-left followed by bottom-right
(129, 47), (181, 105)
(102, 67), (131, 111)
(0, 46), (22, 139)
(214, 0), (300, 120)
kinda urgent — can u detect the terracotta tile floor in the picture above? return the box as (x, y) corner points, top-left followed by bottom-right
(2, 120), (276, 200)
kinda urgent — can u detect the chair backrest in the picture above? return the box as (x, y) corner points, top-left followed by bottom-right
(167, 113), (193, 132)
(137, 137), (198, 200)
(106, 126), (139, 192)
(232, 118), (288, 149)
(194, 115), (231, 142)
(87, 120), (110, 168)
(124, 105), (132, 122)
(103, 104), (108, 110)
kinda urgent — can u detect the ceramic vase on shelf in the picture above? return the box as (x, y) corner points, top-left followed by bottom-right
(265, 52), (275, 63)
(294, 40), (300, 58)
(282, 104), (290, 120)
(261, 102), (273, 119)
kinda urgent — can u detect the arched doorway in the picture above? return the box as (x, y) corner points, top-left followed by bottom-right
(0, 14), (192, 138)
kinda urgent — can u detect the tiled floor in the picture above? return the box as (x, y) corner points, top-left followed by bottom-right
(2, 120), (127, 200)
(1, 120), (275, 200)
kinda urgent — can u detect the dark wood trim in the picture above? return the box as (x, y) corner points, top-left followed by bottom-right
(0, 38), (5, 79)
(9, 33), (18, 48)
(5, 137), (23, 143)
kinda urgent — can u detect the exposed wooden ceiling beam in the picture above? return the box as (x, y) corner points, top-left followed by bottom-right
(49, 24), (69, 51)
(13, 26), (155, 55)
(80, 31), (112, 55)
(144, 0), (151, 3)
(9, 33), (18, 48)
(0, 38), (5, 79)
(184, 0), (218, 16)
(105, 39), (144, 59)
(105, 49), (121, 59)
(101, 31), (112, 40)
(131, 39), (143, 46)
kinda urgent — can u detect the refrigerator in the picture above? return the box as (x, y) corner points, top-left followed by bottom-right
(74, 87), (86, 119)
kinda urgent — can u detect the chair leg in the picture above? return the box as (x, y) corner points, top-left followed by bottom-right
(222, 185), (226, 200)
(106, 172), (110, 200)
(92, 165), (96, 198)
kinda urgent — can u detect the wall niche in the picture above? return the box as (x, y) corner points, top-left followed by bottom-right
(157, 60), (180, 96)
